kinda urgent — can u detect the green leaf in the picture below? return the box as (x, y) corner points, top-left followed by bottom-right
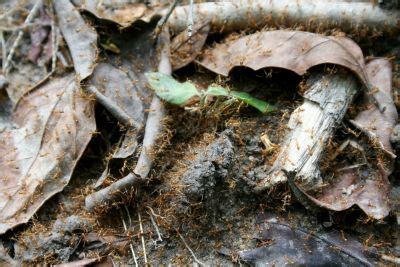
(145, 72), (275, 113)
(230, 91), (276, 113)
(207, 85), (276, 113)
(145, 72), (200, 105)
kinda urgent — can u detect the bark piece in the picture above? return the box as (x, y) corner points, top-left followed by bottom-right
(167, 0), (399, 35)
(199, 30), (369, 87)
(0, 73), (95, 234)
(257, 71), (358, 190)
(287, 59), (396, 219)
(54, 0), (98, 80)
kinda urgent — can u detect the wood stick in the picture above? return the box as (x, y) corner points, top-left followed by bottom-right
(255, 70), (359, 191)
(167, 0), (399, 35)
(85, 173), (144, 212)
(85, 28), (171, 211)
(134, 28), (170, 178)
(85, 85), (142, 129)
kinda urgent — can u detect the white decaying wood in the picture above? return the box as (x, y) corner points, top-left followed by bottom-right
(256, 72), (359, 191)
(167, 0), (399, 34)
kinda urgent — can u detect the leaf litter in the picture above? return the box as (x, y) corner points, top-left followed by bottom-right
(0, 73), (95, 234)
(0, 0), (398, 265)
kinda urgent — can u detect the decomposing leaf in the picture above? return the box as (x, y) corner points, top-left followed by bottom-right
(239, 219), (375, 266)
(54, 0), (98, 80)
(105, 19), (160, 103)
(199, 30), (369, 87)
(89, 62), (144, 159)
(145, 72), (275, 113)
(77, 0), (161, 28)
(0, 73), (95, 234)
(170, 20), (210, 70)
(288, 59), (396, 219)
(350, 59), (398, 158)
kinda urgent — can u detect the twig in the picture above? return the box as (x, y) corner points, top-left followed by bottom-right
(121, 209), (138, 267)
(85, 173), (144, 211)
(137, 204), (148, 265)
(0, 30), (5, 71)
(187, 0), (194, 37)
(124, 205), (132, 227)
(0, 21), (50, 32)
(154, 0), (178, 39)
(147, 207), (163, 243)
(167, 0), (400, 35)
(133, 27), (170, 178)
(85, 86), (142, 129)
(381, 254), (400, 264)
(176, 230), (206, 266)
(0, 6), (25, 20)
(50, 3), (57, 72)
(3, 0), (43, 74)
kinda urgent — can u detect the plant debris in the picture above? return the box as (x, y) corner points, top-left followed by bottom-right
(0, 0), (398, 265)
(0, 74), (95, 234)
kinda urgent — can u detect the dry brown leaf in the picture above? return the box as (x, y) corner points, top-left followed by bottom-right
(289, 59), (396, 219)
(79, 1), (162, 28)
(199, 30), (369, 86)
(54, 0), (98, 80)
(350, 59), (398, 158)
(0, 73), (95, 234)
(170, 20), (210, 70)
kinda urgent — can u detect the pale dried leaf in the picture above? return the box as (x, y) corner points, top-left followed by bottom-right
(0, 73), (95, 234)
(89, 62), (144, 159)
(78, 0), (162, 28)
(171, 20), (210, 70)
(199, 30), (369, 86)
(54, 0), (98, 80)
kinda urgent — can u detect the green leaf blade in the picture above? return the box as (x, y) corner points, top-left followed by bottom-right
(230, 91), (276, 113)
(145, 72), (200, 105)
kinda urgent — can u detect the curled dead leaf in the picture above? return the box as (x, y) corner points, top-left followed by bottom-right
(199, 30), (370, 87)
(0, 73), (95, 234)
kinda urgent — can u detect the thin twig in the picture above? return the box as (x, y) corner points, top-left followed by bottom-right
(124, 205), (132, 227)
(50, 3), (57, 72)
(3, 0), (43, 74)
(187, 0), (194, 37)
(85, 86), (142, 129)
(0, 21), (50, 32)
(147, 207), (163, 243)
(176, 230), (206, 266)
(154, 0), (178, 39)
(0, 6), (28, 21)
(137, 204), (148, 265)
(121, 209), (138, 267)
(0, 30), (5, 71)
